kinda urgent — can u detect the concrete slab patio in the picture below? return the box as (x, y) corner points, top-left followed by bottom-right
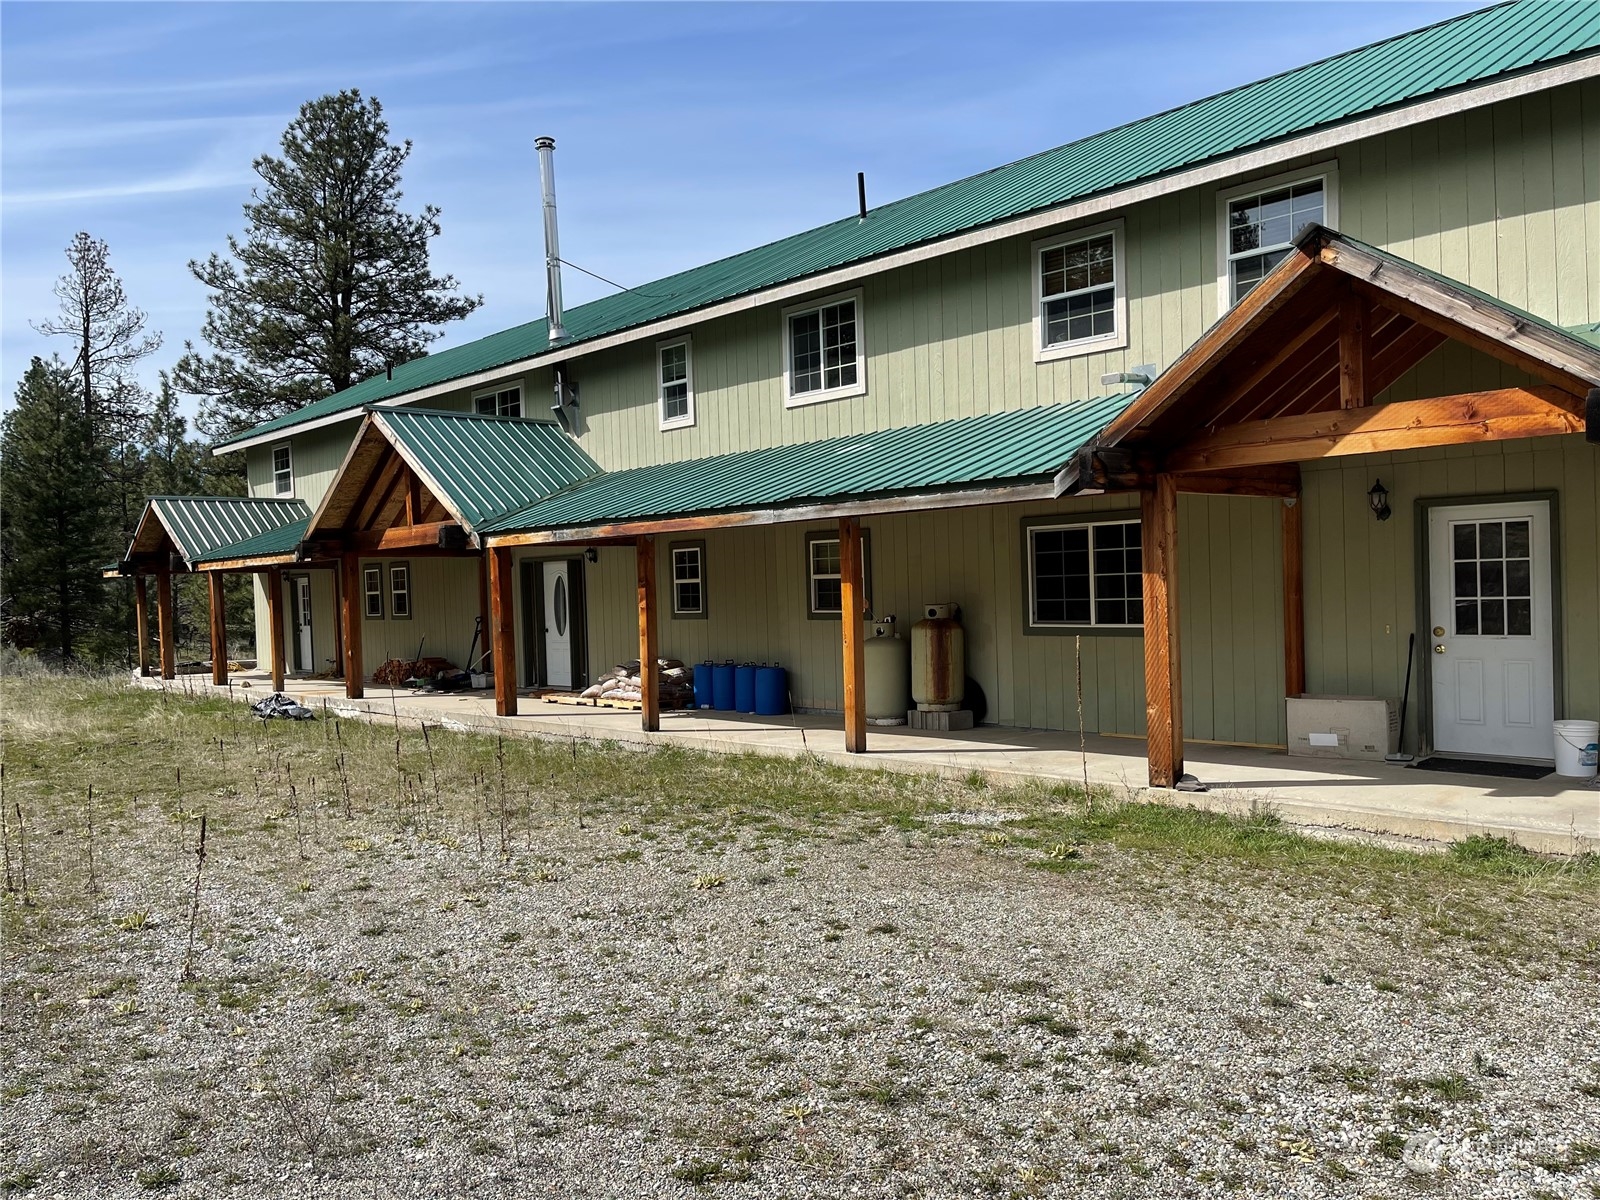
(146, 671), (1599, 856)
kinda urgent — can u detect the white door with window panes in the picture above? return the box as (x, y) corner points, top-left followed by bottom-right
(1427, 500), (1555, 760)
(294, 575), (313, 670)
(542, 562), (572, 688)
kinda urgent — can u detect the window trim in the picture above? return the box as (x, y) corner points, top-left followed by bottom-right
(388, 561), (412, 621)
(1215, 161), (1339, 314)
(804, 528), (871, 619)
(1031, 219), (1128, 363)
(362, 565), (385, 620)
(782, 288), (866, 408)
(656, 335), (695, 431)
(668, 539), (707, 619)
(271, 443), (293, 496)
(1021, 513), (1145, 636)
(471, 382), (524, 418)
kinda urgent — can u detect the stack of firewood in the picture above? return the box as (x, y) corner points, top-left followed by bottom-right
(580, 658), (694, 708)
(372, 656), (456, 686)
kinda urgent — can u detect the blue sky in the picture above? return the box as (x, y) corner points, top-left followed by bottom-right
(1, 1), (1480, 423)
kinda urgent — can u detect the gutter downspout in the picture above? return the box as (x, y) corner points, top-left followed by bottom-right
(536, 136), (565, 345)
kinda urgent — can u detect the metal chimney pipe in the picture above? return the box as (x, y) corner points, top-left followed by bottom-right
(535, 136), (565, 345)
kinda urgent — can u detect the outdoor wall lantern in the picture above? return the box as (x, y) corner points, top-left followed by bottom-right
(584, 547), (599, 563)
(1368, 479), (1392, 522)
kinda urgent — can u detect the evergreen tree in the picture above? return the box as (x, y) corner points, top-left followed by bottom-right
(0, 357), (114, 664)
(174, 90), (482, 441)
(143, 373), (208, 497)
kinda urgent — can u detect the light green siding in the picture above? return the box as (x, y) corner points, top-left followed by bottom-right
(246, 425), (355, 508)
(1302, 435), (1598, 752)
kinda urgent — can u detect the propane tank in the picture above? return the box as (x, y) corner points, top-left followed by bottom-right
(911, 604), (965, 711)
(863, 616), (910, 725)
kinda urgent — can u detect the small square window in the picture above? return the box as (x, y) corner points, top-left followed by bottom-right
(658, 339), (694, 429)
(784, 291), (865, 407)
(272, 444), (292, 496)
(669, 542), (705, 617)
(473, 385), (522, 418)
(805, 530), (870, 618)
(363, 566), (384, 619)
(389, 563), (411, 620)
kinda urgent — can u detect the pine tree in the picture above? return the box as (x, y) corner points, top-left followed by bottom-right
(174, 90), (482, 441)
(0, 357), (115, 664)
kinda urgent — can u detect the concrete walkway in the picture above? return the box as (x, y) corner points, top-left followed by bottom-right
(148, 671), (1599, 856)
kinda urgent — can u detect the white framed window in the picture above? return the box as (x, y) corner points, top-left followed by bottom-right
(670, 541), (705, 617)
(783, 289), (865, 407)
(271, 443), (292, 496)
(1025, 516), (1143, 630)
(363, 566), (384, 619)
(388, 563), (411, 620)
(1216, 163), (1338, 311)
(657, 337), (694, 430)
(1032, 220), (1127, 362)
(805, 529), (870, 618)
(472, 384), (522, 418)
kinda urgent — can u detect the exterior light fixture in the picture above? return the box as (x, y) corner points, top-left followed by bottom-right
(1368, 478), (1391, 522)
(585, 547), (598, 564)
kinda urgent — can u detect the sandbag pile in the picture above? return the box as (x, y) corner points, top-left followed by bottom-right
(580, 658), (694, 708)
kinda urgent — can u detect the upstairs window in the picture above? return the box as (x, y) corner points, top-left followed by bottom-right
(1034, 221), (1126, 361)
(272, 444), (292, 496)
(670, 541), (705, 617)
(1026, 517), (1143, 630)
(363, 566), (384, 619)
(658, 338), (694, 430)
(784, 290), (865, 406)
(1219, 166), (1336, 309)
(473, 384), (522, 418)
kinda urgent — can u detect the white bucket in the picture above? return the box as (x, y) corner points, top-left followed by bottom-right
(1553, 719), (1599, 779)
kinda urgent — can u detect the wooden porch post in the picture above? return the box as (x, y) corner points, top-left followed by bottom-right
(1338, 294), (1369, 409)
(156, 570), (176, 680)
(636, 536), (660, 733)
(477, 554), (491, 673)
(265, 567), (286, 692)
(839, 516), (867, 754)
(340, 554), (364, 699)
(1281, 497), (1306, 698)
(1141, 476), (1182, 787)
(133, 575), (151, 677)
(488, 546), (518, 717)
(208, 571), (228, 685)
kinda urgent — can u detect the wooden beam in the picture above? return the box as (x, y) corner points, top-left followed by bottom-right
(133, 575), (151, 677)
(156, 571), (176, 680)
(404, 470), (421, 527)
(1281, 498), (1306, 699)
(1338, 293), (1369, 409)
(636, 536), (660, 732)
(340, 554), (364, 699)
(208, 571), (228, 685)
(1219, 307), (1341, 415)
(265, 567), (286, 692)
(1165, 386), (1584, 472)
(352, 452), (406, 532)
(1141, 477), (1182, 788)
(839, 516), (867, 754)
(1174, 464), (1301, 499)
(489, 547), (517, 717)
(347, 521), (464, 552)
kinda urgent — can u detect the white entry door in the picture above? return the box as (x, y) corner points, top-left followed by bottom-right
(294, 576), (314, 672)
(1427, 499), (1554, 760)
(542, 562), (573, 688)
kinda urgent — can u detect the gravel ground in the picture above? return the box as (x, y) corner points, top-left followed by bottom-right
(2, 685), (1598, 1198)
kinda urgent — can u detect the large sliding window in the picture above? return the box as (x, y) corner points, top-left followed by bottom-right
(1026, 517), (1143, 630)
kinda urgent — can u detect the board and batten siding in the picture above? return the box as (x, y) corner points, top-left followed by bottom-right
(246, 424), (356, 509)
(1302, 435), (1598, 755)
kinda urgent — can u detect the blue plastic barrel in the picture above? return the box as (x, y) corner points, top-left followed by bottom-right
(734, 663), (758, 713)
(711, 661), (736, 710)
(754, 665), (788, 716)
(693, 662), (715, 709)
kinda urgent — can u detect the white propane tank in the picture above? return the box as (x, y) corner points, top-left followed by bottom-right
(863, 617), (910, 724)
(911, 604), (965, 711)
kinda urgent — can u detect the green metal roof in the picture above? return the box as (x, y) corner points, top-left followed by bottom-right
(1567, 322), (1600, 349)
(218, 0), (1600, 451)
(146, 496), (311, 564)
(376, 409), (601, 529)
(191, 517), (311, 566)
(479, 394), (1134, 535)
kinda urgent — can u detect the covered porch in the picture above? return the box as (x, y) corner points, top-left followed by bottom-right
(136, 667), (1598, 855)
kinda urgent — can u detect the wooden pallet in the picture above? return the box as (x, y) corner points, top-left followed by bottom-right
(542, 691), (691, 712)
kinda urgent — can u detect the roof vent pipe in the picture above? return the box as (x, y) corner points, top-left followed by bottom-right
(535, 136), (566, 345)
